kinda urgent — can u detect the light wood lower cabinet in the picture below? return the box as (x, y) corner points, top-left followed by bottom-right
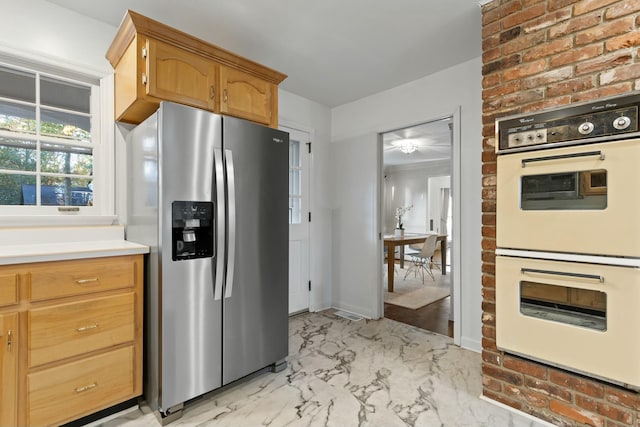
(28, 346), (135, 427)
(0, 254), (143, 426)
(0, 312), (18, 426)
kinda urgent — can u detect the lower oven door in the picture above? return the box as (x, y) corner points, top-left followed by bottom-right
(496, 255), (640, 389)
(497, 138), (640, 257)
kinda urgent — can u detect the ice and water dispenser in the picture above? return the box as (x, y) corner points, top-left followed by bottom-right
(172, 201), (214, 260)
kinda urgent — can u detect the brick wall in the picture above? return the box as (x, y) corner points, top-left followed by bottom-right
(481, 1), (640, 426)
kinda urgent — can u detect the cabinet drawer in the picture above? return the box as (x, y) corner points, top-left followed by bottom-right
(30, 257), (135, 301)
(29, 293), (135, 367)
(0, 274), (18, 306)
(28, 345), (135, 426)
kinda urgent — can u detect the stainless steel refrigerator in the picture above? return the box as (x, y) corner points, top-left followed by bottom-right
(125, 101), (289, 423)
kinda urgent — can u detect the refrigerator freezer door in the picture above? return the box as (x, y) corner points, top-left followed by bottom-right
(222, 116), (289, 385)
(158, 102), (224, 410)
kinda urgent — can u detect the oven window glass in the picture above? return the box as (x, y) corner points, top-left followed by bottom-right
(520, 169), (607, 210)
(520, 281), (606, 331)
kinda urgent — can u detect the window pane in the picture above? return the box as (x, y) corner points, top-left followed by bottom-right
(40, 108), (91, 142)
(521, 170), (607, 210)
(289, 140), (300, 167)
(40, 76), (91, 113)
(289, 196), (301, 224)
(0, 65), (35, 102)
(289, 169), (300, 196)
(0, 137), (37, 171)
(0, 100), (36, 134)
(520, 280), (606, 331)
(40, 176), (93, 206)
(40, 144), (92, 175)
(0, 173), (36, 205)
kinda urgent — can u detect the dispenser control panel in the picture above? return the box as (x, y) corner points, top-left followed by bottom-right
(171, 201), (214, 261)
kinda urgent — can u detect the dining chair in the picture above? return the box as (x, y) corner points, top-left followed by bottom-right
(404, 234), (439, 283)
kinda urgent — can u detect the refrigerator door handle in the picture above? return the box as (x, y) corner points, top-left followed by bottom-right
(224, 149), (236, 298)
(213, 147), (225, 300)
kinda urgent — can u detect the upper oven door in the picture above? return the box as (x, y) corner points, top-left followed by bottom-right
(497, 138), (640, 257)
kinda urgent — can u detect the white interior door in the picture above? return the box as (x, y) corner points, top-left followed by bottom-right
(427, 175), (451, 235)
(284, 127), (310, 314)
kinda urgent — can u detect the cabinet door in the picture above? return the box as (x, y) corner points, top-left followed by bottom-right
(0, 313), (18, 427)
(220, 65), (276, 126)
(145, 38), (217, 111)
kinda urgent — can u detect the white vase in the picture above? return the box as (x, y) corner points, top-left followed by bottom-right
(394, 228), (404, 237)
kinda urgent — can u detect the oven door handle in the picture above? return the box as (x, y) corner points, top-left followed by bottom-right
(521, 150), (604, 167)
(521, 268), (604, 283)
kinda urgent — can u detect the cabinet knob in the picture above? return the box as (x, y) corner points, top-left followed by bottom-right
(6, 329), (12, 352)
(224, 89), (228, 103)
(210, 85), (215, 100)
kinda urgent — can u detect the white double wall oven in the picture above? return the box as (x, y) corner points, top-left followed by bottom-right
(495, 92), (640, 390)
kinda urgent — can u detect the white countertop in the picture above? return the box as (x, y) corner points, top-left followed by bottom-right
(0, 225), (149, 265)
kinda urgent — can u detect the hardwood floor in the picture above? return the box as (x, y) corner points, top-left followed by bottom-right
(384, 296), (454, 337)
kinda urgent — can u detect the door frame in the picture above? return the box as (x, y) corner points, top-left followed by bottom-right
(280, 119), (315, 312)
(378, 107), (462, 346)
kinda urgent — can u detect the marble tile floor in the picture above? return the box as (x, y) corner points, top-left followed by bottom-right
(98, 310), (550, 427)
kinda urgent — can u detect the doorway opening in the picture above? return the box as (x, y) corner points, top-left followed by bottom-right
(381, 117), (454, 337)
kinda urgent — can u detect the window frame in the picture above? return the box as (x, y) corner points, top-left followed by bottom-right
(0, 56), (115, 225)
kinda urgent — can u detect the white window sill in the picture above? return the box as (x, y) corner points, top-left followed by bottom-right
(0, 215), (118, 227)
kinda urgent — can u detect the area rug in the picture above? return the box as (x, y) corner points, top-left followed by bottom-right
(386, 286), (450, 310)
(384, 265), (451, 310)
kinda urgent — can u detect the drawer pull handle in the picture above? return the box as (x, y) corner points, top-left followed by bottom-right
(76, 324), (99, 332)
(521, 268), (604, 283)
(521, 150), (604, 167)
(75, 278), (99, 285)
(75, 382), (97, 393)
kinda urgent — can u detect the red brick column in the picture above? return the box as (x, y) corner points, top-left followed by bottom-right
(481, 1), (640, 425)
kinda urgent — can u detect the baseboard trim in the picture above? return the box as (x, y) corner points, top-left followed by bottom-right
(479, 395), (557, 427)
(460, 337), (481, 353)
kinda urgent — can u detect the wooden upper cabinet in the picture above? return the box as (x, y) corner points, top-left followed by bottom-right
(145, 38), (217, 112)
(220, 65), (276, 126)
(106, 10), (286, 128)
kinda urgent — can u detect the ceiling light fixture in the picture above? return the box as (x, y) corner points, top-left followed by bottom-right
(393, 139), (418, 154)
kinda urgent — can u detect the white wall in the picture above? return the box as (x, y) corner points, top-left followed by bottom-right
(331, 57), (483, 351)
(383, 160), (450, 234)
(3, 0), (335, 314)
(0, 0), (113, 77)
(330, 133), (381, 319)
(7, 0), (481, 350)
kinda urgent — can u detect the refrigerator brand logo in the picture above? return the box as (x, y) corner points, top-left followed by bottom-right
(273, 137), (285, 143)
(519, 118), (535, 123)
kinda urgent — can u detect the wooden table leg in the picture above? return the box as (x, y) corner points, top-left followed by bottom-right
(387, 242), (395, 292)
(441, 238), (447, 275)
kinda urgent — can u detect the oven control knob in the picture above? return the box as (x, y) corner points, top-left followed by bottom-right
(613, 116), (631, 130)
(578, 122), (594, 135)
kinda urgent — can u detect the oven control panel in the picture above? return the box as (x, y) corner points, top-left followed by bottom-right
(496, 92), (640, 153)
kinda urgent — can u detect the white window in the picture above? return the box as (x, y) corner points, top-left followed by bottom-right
(289, 139), (302, 224)
(0, 60), (111, 222)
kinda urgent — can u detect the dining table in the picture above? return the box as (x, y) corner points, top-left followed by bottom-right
(383, 233), (447, 292)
